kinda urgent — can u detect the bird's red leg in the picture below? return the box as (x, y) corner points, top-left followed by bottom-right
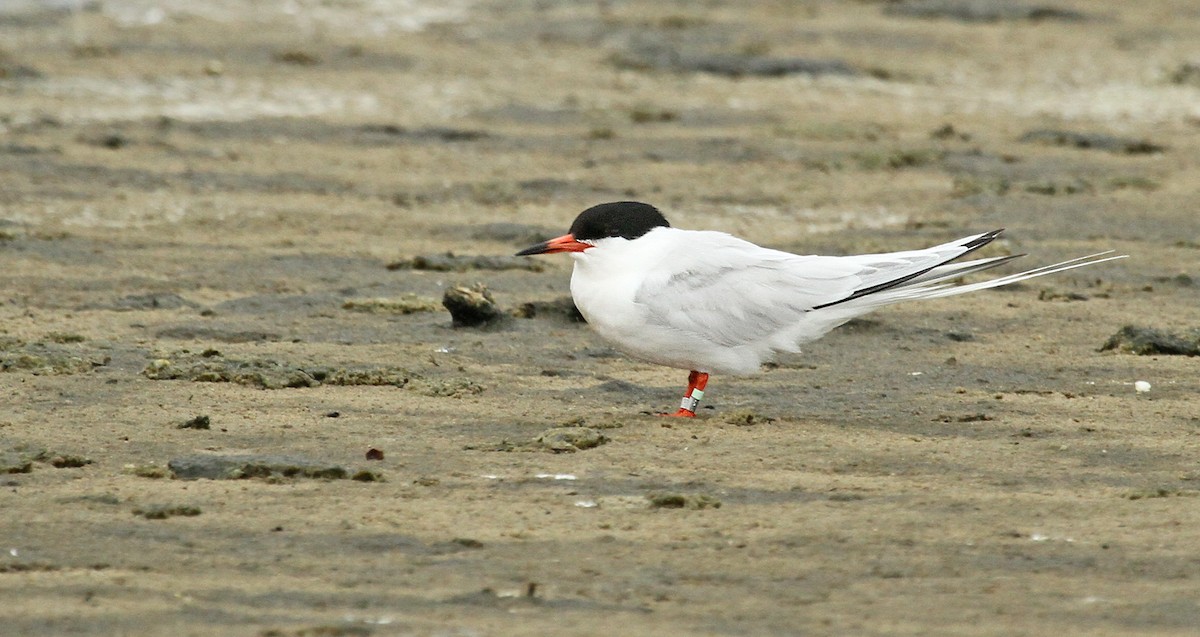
(665, 371), (709, 417)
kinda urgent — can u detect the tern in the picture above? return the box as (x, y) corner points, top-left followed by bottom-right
(516, 201), (1125, 417)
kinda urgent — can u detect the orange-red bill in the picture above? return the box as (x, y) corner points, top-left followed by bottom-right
(515, 234), (591, 256)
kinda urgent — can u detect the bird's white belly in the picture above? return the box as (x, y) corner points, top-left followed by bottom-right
(570, 266), (764, 375)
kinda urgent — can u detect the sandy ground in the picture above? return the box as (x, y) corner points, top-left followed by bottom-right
(2, 1), (1200, 635)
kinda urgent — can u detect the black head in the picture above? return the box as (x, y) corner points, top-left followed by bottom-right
(568, 201), (670, 242)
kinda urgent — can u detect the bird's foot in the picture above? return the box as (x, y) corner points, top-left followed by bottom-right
(661, 408), (696, 418)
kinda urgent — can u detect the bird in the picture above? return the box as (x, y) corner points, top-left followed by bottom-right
(515, 201), (1125, 417)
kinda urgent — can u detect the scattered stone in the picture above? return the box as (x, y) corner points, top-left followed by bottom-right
(723, 411), (776, 427)
(511, 297), (586, 322)
(168, 454), (352, 480)
(1100, 325), (1200, 356)
(341, 296), (441, 314)
(386, 253), (544, 273)
(646, 493), (722, 510)
(319, 368), (412, 388)
(883, 0), (1086, 23)
(144, 357), (320, 389)
(133, 504), (202, 519)
(45, 454), (92, 468)
(409, 377), (484, 397)
(0, 341), (109, 375)
(4, 447), (93, 469)
(443, 283), (503, 327)
(142, 353), (477, 391)
(1019, 129), (1165, 154)
(365, 448), (384, 461)
(534, 427), (609, 453)
(178, 415), (211, 430)
(935, 413), (994, 423)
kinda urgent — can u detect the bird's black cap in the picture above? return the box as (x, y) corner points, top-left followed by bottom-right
(568, 201), (670, 241)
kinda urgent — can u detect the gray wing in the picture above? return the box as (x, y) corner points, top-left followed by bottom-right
(632, 230), (1000, 348)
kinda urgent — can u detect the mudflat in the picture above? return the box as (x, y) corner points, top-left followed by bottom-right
(2, 1), (1198, 635)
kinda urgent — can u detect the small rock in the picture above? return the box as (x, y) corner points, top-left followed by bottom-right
(646, 493), (721, 509)
(535, 427), (608, 453)
(133, 504), (202, 520)
(443, 283), (503, 327)
(178, 415), (211, 430)
(365, 448), (384, 461)
(47, 454), (92, 468)
(1100, 325), (1200, 356)
(723, 411), (776, 427)
(168, 454), (351, 480)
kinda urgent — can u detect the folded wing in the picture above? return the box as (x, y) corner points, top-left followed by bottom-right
(632, 230), (999, 347)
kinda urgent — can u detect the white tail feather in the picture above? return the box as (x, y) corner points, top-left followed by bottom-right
(854, 252), (1128, 306)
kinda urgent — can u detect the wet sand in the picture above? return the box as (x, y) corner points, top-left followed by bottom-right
(2, 1), (1200, 635)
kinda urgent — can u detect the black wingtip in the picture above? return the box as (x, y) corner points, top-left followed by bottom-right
(811, 229), (1010, 311)
(963, 229), (1004, 250)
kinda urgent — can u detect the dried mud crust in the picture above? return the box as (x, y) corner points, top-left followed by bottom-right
(1, 1), (1200, 636)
